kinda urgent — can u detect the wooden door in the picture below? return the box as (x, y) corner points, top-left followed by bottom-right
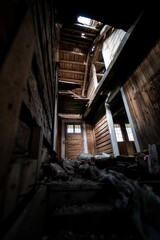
(65, 123), (84, 160)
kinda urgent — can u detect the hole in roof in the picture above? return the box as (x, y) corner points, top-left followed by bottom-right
(77, 16), (92, 26)
(77, 15), (103, 29)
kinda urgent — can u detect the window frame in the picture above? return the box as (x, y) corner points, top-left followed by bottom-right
(66, 123), (82, 134)
(114, 123), (124, 142)
(125, 123), (134, 141)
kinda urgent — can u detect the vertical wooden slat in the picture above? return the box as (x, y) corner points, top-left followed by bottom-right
(82, 53), (90, 97)
(86, 123), (96, 155)
(123, 39), (160, 150)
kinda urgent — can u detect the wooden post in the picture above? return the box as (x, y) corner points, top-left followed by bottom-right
(148, 144), (160, 174)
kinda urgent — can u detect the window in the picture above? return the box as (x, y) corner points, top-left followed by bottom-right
(66, 124), (81, 133)
(114, 124), (123, 142)
(75, 125), (81, 133)
(67, 124), (74, 133)
(125, 123), (134, 141)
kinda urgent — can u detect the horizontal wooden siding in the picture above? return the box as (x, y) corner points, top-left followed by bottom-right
(94, 115), (113, 155)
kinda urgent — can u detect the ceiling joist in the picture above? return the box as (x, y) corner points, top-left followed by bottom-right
(59, 60), (86, 65)
(59, 49), (86, 56)
(59, 69), (85, 75)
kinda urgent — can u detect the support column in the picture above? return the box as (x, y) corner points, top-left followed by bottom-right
(105, 102), (119, 157)
(120, 87), (140, 152)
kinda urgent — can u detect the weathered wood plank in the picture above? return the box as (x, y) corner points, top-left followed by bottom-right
(94, 113), (113, 155)
(2, 186), (46, 240)
(123, 39), (160, 150)
(0, 8), (35, 220)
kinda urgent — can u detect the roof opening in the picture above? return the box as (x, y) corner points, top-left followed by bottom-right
(77, 16), (92, 26)
(77, 15), (103, 29)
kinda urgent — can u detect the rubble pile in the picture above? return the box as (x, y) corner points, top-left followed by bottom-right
(40, 151), (160, 240)
(40, 151), (153, 182)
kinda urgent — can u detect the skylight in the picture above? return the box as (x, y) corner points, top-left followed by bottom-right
(77, 16), (91, 26)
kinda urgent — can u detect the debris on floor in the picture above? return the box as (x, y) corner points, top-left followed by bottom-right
(39, 151), (160, 240)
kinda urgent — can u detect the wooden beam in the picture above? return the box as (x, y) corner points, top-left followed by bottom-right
(59, 50), (85, 56)
(59, 69), (85, 75)
(59, 80), (81, 85)
(59, 60), (86, 65)
(58, 80), (81, 90)
(59, 41), (88, 50)
(61, 32), (94, 42)
(60, 37), (92, 45)
(96, 73), (104, 77)
(95, 61), (105, 66)
(58, 77), (83, 84)
(107, 87), (120, 103)
(61, 27), (97, 37)
(82, 53), (90, 97)
(59, 91), (73, 95)
(74, 23), (100, 32)
(112, 106), (124, 117)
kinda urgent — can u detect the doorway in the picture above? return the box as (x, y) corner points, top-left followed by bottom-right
(61, 120), (87, 160)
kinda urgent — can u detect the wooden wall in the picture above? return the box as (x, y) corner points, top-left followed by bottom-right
(0, 6), (35, 225)
(118, 140), (136, 156)
(94, 115), (113, 155)
(93, 104), (113, 155)
(102, 28), (126, 70)
(0, 0), (58, 231)
(123, 38), (160, 150)
(85, 122), (97, 155)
